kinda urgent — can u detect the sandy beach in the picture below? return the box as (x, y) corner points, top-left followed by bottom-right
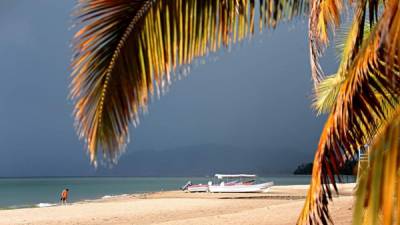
(0, 184), (354, 225)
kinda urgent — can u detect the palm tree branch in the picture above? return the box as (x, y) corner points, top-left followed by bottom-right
(299, 0), (400, 223)
(308, 0), (343, 87)
(313, 3), (369, 115)
(353, 104), (400, 225)
(71, 0), (309, 163)
(308, 0), (382, 88)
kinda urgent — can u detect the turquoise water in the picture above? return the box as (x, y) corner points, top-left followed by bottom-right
(0, 175), (352, 209)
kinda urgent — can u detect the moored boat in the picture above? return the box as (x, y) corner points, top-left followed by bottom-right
(182, 174), (273, 193)
(181, 181), (209, 192)
(208, 174), (273, 193)
(187, 184), (209, 192)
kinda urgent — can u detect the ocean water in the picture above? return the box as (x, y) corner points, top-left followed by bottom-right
(0, 175), (354, 209)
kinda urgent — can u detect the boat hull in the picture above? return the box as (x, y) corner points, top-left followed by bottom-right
(208, 182), (273, 193)
(187, 185), (209, 192)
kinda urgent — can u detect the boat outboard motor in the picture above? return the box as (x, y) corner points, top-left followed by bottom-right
(181, 181), (192, 190)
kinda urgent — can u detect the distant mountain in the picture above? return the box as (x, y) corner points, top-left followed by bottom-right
(96, 144), (313, 176)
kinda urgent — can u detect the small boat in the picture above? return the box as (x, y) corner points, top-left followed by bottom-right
(181, 181), (209, 192)
(208, 174), (273, 193)
(187, 184), (209, 192)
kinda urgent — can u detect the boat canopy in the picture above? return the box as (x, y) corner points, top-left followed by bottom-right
(215, 174), (257, 179)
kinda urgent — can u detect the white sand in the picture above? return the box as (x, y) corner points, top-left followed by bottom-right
(0, 184), (355, 225)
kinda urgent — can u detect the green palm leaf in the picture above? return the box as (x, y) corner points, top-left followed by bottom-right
(313, 73), (344, 115)
(313, 19), (374, 115)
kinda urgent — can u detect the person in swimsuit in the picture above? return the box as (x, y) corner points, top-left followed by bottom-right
(60, 188), (69, 205)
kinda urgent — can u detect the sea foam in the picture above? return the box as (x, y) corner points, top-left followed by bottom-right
(101, 194), (128, 199)
(36, 203), (57, 208)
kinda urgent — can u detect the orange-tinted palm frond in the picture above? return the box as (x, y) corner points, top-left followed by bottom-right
(70, 0), (309, 164)
(352, 1), (400, 223)
(353, 105), (400, 225)
(308, 0), (343, 87)
(299, 0), (400, 224)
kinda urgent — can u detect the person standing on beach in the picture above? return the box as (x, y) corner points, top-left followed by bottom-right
(60, 188), (69, 205)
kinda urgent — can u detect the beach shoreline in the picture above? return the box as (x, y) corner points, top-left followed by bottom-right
(0, 183), (355, 225)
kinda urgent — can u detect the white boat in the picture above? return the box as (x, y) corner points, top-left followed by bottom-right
(208, 174), (273, 193)
(181, 181), (209, 192)
(187, 184), (209, 192)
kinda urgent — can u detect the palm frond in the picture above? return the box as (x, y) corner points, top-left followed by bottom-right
(353, 105), (400, 225)
(298, 0), (400, 224)
(308, 0), (343, 87)
(334, 21), (372, 59)
(313, 73), (344, 115)
(70, 0), (309, 164)
(308, 0), (382, 88)
(313, 5), (369, 115)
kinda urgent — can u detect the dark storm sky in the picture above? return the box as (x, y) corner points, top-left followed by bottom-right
(0, 1), (337, 176)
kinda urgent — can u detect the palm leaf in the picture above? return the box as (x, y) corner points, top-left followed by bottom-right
(308, 0), (343, 87)
(70, 0), (309, 164)
(298, 0), (400, 224)
(313, 11), (371, 115)
(353, 105), (400, 225)
(308, 0), (382, 88)
(313, 73), (344, 115)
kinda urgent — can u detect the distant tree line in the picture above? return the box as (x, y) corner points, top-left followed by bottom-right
(293, 159), (358, 175)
